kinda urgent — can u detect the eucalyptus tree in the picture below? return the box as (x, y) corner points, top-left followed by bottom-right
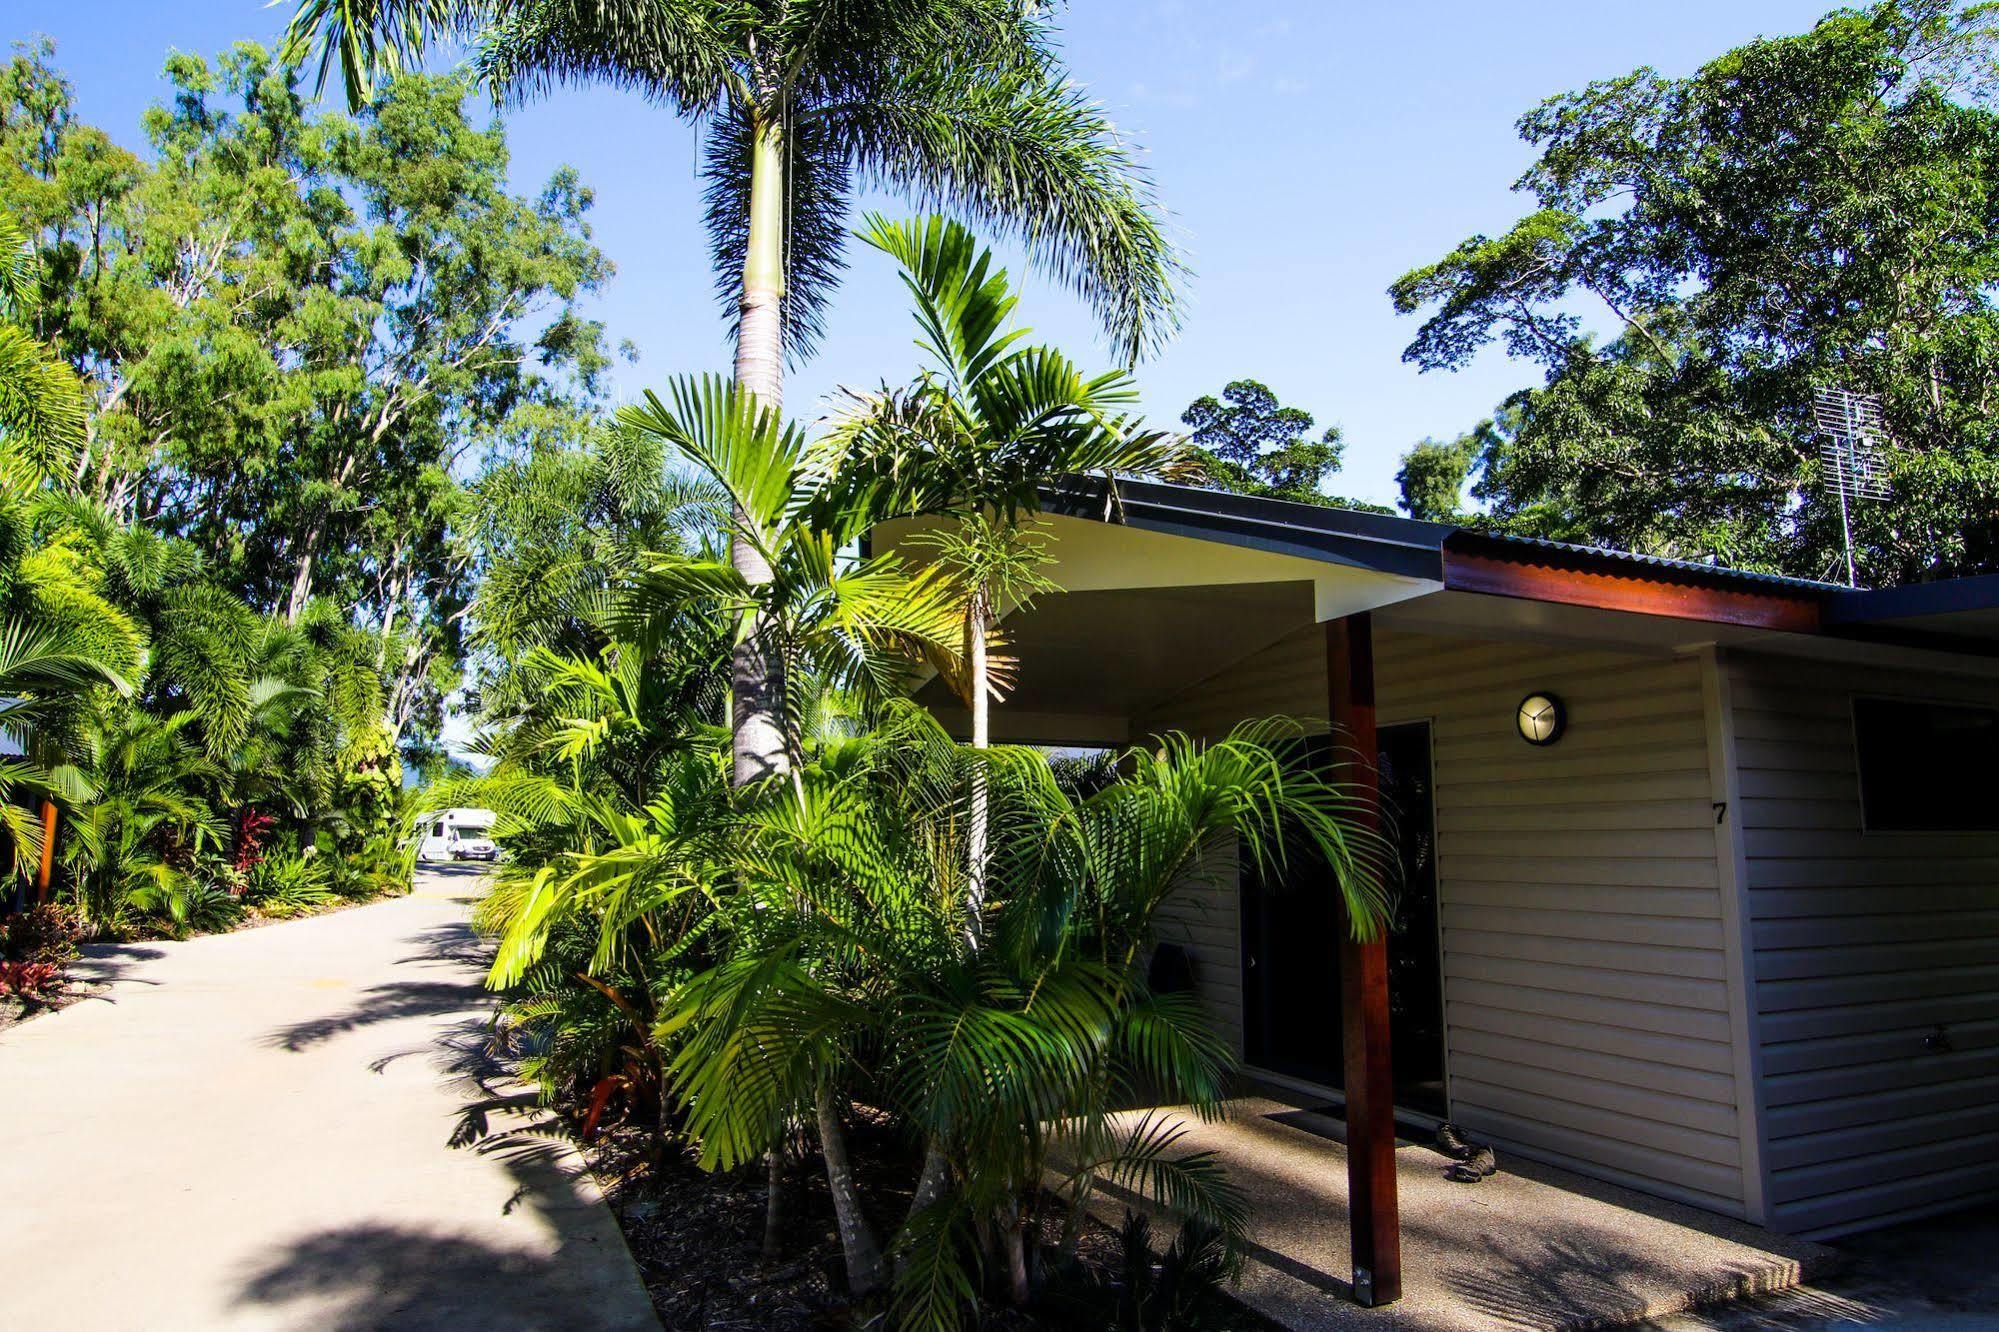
(280, 0), (1184, 787)
(3, 41), (607, 737)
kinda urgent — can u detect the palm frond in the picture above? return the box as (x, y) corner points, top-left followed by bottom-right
(832, 62), (1185, 365)
(703, 97), (852, 364)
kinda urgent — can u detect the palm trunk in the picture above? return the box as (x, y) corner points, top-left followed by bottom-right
(728, 103), (790, 786)
(731, 97), (796, 1249)
(896, 1142), (951, 1277)
(966, 587), (991, 925)
(34, 799), (57, 904)
(1004, 1210), (1030, 1306)
(814, 1084), (887, 1297)
(762, 1143), (787, 1260)
(909, 1143), (950, 1220)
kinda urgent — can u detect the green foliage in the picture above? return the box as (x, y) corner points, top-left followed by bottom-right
(125, 869), (243, 940)
(614, 373), (966, 738)
(246, 851), (337, 917)
(1395, 430), (1483, 522)
(1180, 380), (1389, 513)
(3, 39), (611, 749)
(1392, 0), (1999, 583)
(823, 216), (1196, 715)
(0, 210), (85, 479)
(282, 0), (1183, 365)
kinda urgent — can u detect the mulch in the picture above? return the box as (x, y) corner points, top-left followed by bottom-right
(588, 1107), (1275, 1331)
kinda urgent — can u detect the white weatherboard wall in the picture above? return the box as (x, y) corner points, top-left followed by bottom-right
(1138, 625), (1757, 1218)
(1723, 650), (1999, 1238)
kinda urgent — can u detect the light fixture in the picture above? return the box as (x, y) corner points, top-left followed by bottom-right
(1517, 692), (1565, 746)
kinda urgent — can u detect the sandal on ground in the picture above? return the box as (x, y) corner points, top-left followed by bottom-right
(1445, 1163), (1485, 1183)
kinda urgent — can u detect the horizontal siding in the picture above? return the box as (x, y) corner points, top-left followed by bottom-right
(1150, 843), (1243, 1058)
(1139, 626), (1749, 1215)
(1728, 650), (1999, 1237)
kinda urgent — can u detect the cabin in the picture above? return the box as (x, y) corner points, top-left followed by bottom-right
(873, 479), (1999, 1309)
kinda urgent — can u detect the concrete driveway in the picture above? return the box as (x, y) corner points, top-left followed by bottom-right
(0, 865), (658, 1331)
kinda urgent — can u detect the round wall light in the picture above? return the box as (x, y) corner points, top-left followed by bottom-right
(1516, 692), (1566, 746)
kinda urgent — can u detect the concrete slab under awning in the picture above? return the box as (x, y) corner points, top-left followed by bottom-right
(1087, 1098), (1839, 1332)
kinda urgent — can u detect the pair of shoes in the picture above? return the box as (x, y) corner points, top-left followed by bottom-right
(1437, 1123), (1500, 1183)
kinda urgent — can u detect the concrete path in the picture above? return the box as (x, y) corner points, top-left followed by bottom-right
(0, 866), (658, 1331)
(1092, 1098), (1836, 1332)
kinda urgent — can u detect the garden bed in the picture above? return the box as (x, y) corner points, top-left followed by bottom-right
(587, 1111), (1278, 1331)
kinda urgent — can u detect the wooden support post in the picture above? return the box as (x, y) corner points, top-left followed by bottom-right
(1325, 612), (1401, 1308)
(35, 799), (58, 905)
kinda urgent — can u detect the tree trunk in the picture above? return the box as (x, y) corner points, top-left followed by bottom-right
(894, 1142), (953, 1279)
(762, 1144), (787, 1260)
(728, 103), (790, 787)
(34, 799), (57, 904)
(909, 1143), (950, 1220)
(965, 586), (991, 927)
(1004, 1211), (1030, 1306)
(285, 511), (325, 624)
(814, 1084), (887, 1297)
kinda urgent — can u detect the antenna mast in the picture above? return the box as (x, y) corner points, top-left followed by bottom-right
(1811, 388), (1890, 588)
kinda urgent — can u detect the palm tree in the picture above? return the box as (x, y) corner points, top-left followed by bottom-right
(663, 709), (1391, 1324)
(61, 710), (227, 926)
(826, 215), (1199, 925)
(613, 373), (965, 776)
(280, 0), (1185, 792)
(0, 211), (86, 481)
(0, 620), (131, 889)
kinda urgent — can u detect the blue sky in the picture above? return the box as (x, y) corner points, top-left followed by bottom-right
(15, 0), (1836, 507)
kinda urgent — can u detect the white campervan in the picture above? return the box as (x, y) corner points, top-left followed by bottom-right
(418, 808), (499, 862)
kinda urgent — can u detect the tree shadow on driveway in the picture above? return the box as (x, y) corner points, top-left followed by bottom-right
(231, 1223), (653, 1331)
(261, 979), (490, 1052)
(229, 1100), (658, 1329)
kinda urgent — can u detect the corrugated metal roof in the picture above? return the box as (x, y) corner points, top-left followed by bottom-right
(1454, 530), (1848, 594)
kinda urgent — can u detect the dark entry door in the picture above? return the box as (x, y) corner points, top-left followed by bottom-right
(1240, 722), (1446, 1117)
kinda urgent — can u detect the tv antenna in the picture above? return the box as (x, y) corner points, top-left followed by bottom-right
(1812, 387), (1890, 587)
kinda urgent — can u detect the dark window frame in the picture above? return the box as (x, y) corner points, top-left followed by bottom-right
(1851, 693), (1999, 834)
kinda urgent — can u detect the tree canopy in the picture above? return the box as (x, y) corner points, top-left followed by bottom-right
(1180, 379), (1389, 513)
(1392, 0), (1999, 584)
(3, 40), (611, 746)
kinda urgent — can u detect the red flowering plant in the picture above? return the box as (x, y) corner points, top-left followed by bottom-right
(234, 810), (276, 874)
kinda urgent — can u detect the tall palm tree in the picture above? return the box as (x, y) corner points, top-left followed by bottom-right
(826, 214), (1201, 910)
(280, 0), (1185, 789)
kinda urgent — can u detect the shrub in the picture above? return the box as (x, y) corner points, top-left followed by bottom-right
(126, 872), (243, 939)
(0, 960), (61, 997)
(247, 853), (336, 918)
(1, 903), (83, 968)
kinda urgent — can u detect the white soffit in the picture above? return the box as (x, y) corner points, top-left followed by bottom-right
(876, 511), (1443, 622)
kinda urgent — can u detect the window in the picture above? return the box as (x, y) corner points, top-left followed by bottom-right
(433, 821), (446, 836)
(1854, 696), (1999, 832)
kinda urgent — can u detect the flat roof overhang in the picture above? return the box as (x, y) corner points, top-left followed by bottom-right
(870, 482), (1999, 744)
(873, 495), (1446, 745)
